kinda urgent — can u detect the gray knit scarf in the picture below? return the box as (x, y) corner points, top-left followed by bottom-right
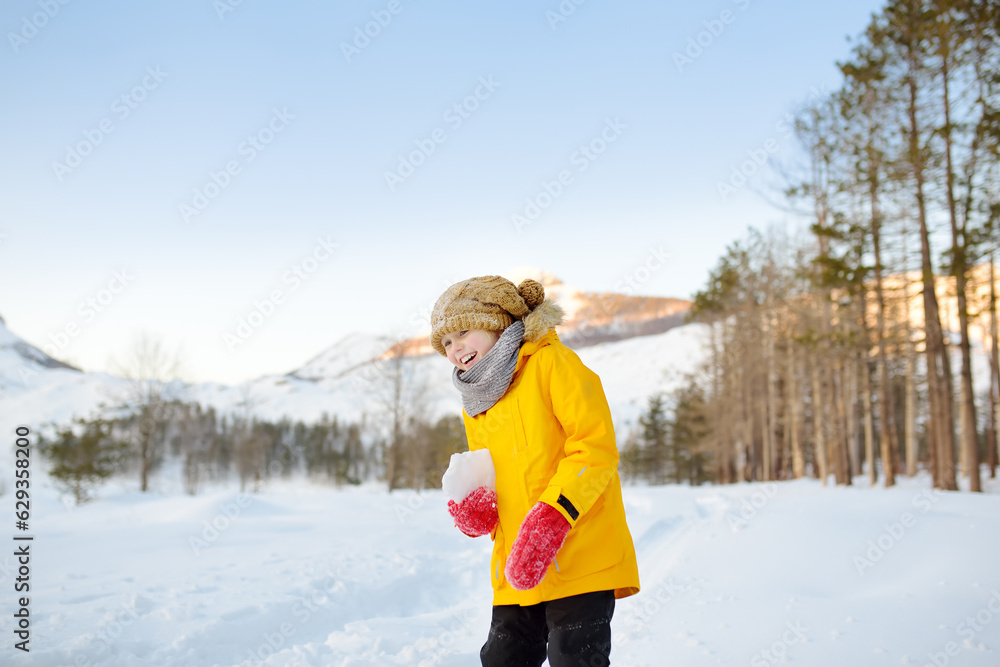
(453, 320), (525, 417)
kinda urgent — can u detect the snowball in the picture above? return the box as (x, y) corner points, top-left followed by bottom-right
(441, 449), (496, 502)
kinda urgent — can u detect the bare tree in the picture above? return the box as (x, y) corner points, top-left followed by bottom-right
(103, 332), (186, 492)
(366, 336), (432, 491)
(231, 384), (270, 493)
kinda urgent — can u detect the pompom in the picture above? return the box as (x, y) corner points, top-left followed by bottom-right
(518, 279), (545, 309)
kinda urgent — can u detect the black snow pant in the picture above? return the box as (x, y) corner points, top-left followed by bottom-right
(480, 590), (615, 667)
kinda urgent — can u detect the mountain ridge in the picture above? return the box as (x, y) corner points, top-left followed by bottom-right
(0, 271), (703, 449)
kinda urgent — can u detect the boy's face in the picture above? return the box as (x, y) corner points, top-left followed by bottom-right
(441, 329), (501, 371)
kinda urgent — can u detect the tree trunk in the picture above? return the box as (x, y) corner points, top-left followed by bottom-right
(766, 313), (779, 480)
(939, 38), (981, 491)
(811, 358), (829, 485)
(857, 80), (901, 485)
(790, 343), (805, 479)
(903, 232), (919, 477)
(905, 345), (919, 477)
(847, 358), (861, 479)
(869, 177), (899, 486)
(834, 357), (853, 485)
(904, 37), (957, 490)
(989, 255), (999, 478)
(861, 355), (877, 485)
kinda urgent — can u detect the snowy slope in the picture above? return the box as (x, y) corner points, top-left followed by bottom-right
(576, 322), (710, 429)
(0, 313), (135, 462)
(393, 267), (691, 357)
(173, 323), (711, 436)
(291, 333), (390, 383)
(7, 473), (1000, 666)
(2, 260), (995, 472)
(0, 312), (710, 455)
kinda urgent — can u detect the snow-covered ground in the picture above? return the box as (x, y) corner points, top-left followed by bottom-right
(5, 472), (1000, 667)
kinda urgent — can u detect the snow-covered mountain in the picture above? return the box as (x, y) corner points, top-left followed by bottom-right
(0, 313), (131, 441)
(0, 313), (80, 375)
(0, 271), (703, 460)
(5, 262), (999, 453)
(290, 332), (392, 382)
(381, 268), (691, 357)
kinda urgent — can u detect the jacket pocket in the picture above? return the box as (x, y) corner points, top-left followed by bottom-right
(551, 495), (624, 582)
(509, 396), (528, 458)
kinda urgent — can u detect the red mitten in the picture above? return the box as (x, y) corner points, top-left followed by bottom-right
(447, 485), (498, 537)
(504, 502), (571, 590)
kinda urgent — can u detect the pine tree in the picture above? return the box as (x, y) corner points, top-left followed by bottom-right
(639, 394), (670, 484)
(671, 379), (711, 485)
(39, 417), (129, 504)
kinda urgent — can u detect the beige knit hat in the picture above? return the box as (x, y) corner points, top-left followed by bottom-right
(429, 275), (564, 356)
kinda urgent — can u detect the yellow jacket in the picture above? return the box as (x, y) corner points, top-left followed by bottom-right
(463, 328), (641, 606)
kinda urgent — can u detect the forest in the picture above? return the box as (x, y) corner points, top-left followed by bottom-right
(625, 0), (999, 492)
(37, 0), (1000, 500)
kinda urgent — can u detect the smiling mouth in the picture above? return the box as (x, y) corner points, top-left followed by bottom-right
(461, 352), (477, 365)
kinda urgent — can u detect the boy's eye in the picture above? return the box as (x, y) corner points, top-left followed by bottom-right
(459, 330), (468, 336)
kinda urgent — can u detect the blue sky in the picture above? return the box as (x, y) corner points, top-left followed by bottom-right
(0, 0), (885, 384)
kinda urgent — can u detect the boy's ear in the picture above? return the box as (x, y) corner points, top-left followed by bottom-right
(523, 300), (564, 342)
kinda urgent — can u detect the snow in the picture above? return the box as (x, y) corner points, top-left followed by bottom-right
(292, 333), (390, 383)
(3, 287), (1000, 665)
(0, 317), (714, 481)
(577, 322), (710, 430)
(7, 473), (1000, 666)
(440, 450), (495, 503)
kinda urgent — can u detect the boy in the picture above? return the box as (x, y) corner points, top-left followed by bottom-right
(430, 275), (640, 667)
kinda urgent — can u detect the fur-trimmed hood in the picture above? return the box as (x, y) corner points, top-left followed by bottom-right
(522, 298), (564, 343)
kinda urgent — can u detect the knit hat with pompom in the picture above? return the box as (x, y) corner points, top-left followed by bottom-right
(429, 275), (564, 356)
